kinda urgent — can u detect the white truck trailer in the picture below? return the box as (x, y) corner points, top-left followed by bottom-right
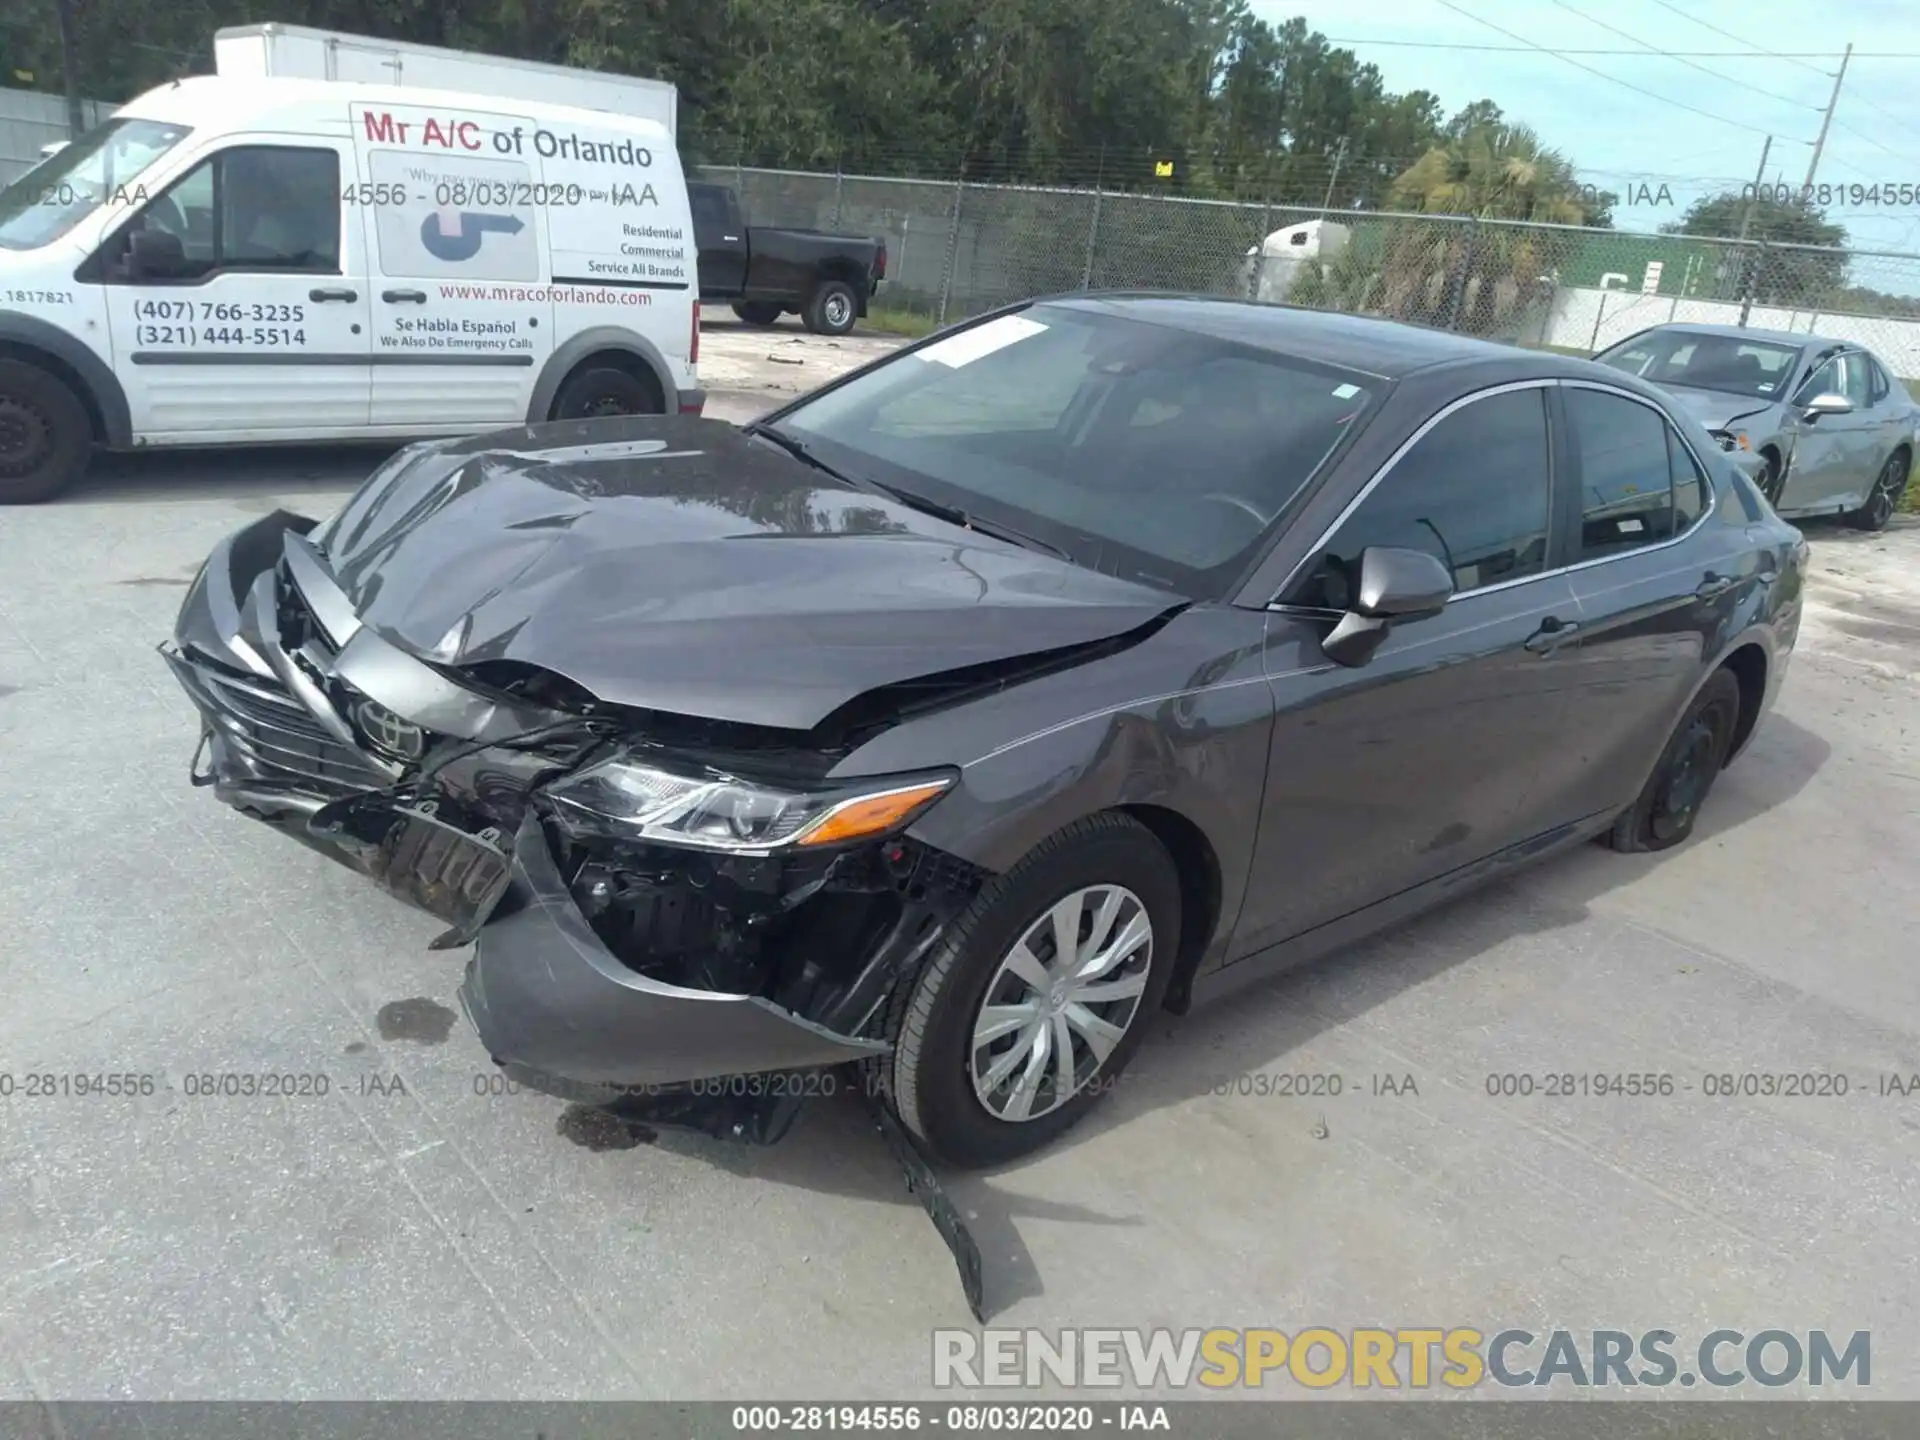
(212, 23), (678, 137)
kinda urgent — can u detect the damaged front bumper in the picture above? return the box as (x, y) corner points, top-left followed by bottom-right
(162, 509), (982, 1112)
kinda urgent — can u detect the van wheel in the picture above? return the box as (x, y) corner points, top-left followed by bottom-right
(732, 302), (782, 327)
(802, 281), (859, 337)
(0, 360), (92, 504)
(550, 365), (663, 421)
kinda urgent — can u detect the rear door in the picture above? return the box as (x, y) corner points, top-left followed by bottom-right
(95, 137), (373, 437)
(1547, 381), (1755, 826)
(348, 101), (553, 430)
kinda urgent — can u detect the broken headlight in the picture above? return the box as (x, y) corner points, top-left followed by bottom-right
(543, 755), (953, 854)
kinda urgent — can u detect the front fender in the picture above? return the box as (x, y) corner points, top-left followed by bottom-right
(835, 607), (1278, 980)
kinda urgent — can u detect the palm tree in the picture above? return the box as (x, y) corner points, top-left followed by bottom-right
(1377, 123), (1590, 336)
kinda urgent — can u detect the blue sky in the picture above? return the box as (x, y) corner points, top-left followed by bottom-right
(1249, 0), (1920, 262)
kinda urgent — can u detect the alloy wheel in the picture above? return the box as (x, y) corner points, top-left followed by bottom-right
(823, 292), (852, 329)
(968, 884), (1154, 1123)
(1868, 454), (1906, 527)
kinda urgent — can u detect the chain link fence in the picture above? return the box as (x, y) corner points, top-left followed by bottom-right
(698, 163), (1920, 381)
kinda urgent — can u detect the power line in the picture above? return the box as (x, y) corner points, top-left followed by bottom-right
(1543, 0), (1812, 114)
(1323, 36), (1920, 60)
(1430, 0), (1805, 140)
(1635, 0), (1834, 78)
(1543, 0), (1818, 114)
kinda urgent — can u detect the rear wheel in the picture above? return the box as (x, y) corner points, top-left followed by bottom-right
(886, 814), (1180, 1169)
(1603, 668), (1743, 853)
(731, 301), (782, 327)
(802, 280), (859, 337)
(550, 364), (663, 422)
(1846, 448), (1910, 532)
(0, 360), (92, 504)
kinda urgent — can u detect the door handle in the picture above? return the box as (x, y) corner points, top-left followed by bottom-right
(1696, 572), (1738, 600)
(1524, 616), (1579, 654)
(381, 288), (426, 304)
(309, 287), (358, 303)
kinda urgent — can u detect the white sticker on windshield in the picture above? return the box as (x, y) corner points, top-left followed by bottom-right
(1332, 383), (1361, 398)
(915, 314), (1049, 369)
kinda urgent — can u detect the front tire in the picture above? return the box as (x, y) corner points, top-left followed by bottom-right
(1603, 668), (1743, 853)
(1846, 448), (1910, 532)
(550, 364), (663, 422)
(888, 814), (1180, 1169)
(802, 279), (859, 336)
(731, 301), (783, 326)
(0, 360), (92, 504)
(1755, 449), (1784, 508)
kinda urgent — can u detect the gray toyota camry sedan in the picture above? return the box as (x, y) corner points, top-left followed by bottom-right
(1593, 321), (1916, 529)
(163, 296), (1808, 1170)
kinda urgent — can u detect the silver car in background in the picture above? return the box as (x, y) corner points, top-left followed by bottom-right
(1594, 323), (1916, 531)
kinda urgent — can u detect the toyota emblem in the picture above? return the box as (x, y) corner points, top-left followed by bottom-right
(355, 699), (426, 760)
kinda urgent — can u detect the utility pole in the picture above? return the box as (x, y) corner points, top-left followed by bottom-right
(1320, 139), (1347, 218)
(1737, 135), (1773, 242)
(54, 0), (84, 137)
(1802, 42), (1852, 191)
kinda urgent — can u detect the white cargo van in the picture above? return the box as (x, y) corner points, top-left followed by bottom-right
(0, 75), (702, 502)
(212, 23), (678, 137)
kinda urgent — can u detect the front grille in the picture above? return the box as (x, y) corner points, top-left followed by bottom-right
(195, 666), (386, 798)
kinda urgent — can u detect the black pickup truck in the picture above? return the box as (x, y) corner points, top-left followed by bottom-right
(689, 182), (887, 336)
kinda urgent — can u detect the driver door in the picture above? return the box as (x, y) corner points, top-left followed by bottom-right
(1236, 382), (1578, 953)
(1780, 351), (1871, 511)
(92, 138), (372, 438)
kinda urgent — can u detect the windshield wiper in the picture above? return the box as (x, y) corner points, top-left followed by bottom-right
(743, 423), (856, 488)
(859, 477), (1073, 561)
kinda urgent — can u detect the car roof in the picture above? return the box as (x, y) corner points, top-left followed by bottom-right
(1613, 321), (1837, 348)
(1043, 293), (1522, 379)
(1037, 292), (1647, 385)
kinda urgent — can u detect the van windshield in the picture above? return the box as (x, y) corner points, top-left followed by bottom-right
(0, 118), (192, 251)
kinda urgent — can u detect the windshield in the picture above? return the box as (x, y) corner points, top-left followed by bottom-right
(772, 304), (1377, 595)
(0, 118), (192, 251)
(1597, 330), (1801, 400)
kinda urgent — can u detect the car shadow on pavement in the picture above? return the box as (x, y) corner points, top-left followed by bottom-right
(70, 444), (407, 505)
(543, 711), (1828, 1322)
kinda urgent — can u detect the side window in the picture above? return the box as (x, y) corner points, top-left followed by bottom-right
(1796, 356), (1841, 405)
(221, 148), (339, 270)
(1669, 428), (1707, 531)
(689, 186), (730, 243)
(1868, 358), (1892, 404)
(1289, 387), (1552, 609)
(98, 145), (340, 282)
(1565, 388), (1679, 558)
(1833, 353), (1872, 407)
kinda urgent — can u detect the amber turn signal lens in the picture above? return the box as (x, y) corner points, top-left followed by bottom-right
(794, 780), (952, 847)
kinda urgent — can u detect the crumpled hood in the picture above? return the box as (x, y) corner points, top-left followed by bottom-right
(1657, 385), (1781, 434)
(308, 415), (1178, 732)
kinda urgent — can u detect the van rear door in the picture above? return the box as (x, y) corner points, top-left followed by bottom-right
(349, 101), (553, 430)
(91, 132), (374, 437)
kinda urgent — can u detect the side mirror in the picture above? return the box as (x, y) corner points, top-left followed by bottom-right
(1801, 392), (1853, 422)
(126, 226), (188, 280)
(1322, 546), (1455, 669)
